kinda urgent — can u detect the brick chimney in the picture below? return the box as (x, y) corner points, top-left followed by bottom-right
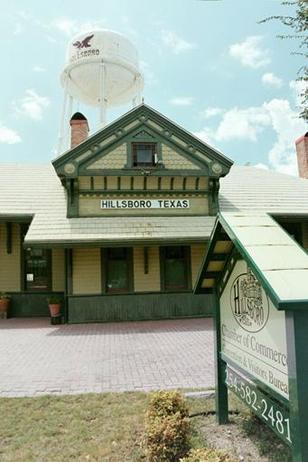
(70, 112), (89, 149)
(296, 132), (308, 178)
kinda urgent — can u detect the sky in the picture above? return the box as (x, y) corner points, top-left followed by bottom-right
(0, 0), (307, 175)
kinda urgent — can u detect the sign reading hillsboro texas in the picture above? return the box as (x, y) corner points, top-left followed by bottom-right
(220, 260), (291, 445)
(100, 199), (190, 209)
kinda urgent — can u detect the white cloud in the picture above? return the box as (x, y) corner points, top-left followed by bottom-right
(140, 61), (157, 87)
(200, 107), (225, 119)
(51, 18), (77, 36)
(13, 89), (50, 121)
(229, 36), (270, 69)
(169, 96), (194, 106)
(199, 106), (271, 143)
(161, 30), (196, 54)
(254, 163), (269, 170)
(195, 97), (306, 176)
(262, 72), (283, 88)
(33, 66), (46, 72)
(289, 79), (307, 108)
(0, 125), (21, 144)
(264, 98), (306, 175)
(51, 17), (107, 37)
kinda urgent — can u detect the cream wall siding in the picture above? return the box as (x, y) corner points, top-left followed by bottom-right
(133, 247), (161, 292)
(0, 223), (20, 291)
(72, 248), (101, 294)
(191, 244), (207, 285)
(52, 249), (65, 292)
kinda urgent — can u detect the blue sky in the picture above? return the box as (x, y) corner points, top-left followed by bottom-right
(0, 0), (307, 175)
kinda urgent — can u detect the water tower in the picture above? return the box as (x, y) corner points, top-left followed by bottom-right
(58, 29), (144, 152)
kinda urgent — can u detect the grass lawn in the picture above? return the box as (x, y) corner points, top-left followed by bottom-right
(0, 392), (291, 462)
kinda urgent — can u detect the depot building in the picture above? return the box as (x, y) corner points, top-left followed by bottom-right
(1, 104), (308, 323)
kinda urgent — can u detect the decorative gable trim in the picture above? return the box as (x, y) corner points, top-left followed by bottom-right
(52, 104), (233, 179)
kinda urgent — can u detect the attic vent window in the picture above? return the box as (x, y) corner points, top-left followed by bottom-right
(132, 142), (156, 167)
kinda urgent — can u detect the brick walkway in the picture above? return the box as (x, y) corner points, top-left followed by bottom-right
(0, 318), (214, 397)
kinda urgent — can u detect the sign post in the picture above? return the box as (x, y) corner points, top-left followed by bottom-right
(195, 213), (308, 462)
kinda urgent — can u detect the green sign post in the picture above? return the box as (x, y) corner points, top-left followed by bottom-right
(195, 213), (308, 462)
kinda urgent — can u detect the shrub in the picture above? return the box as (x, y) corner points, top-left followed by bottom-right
(180, 448), (237, 462)
(147, 391), (189, 420)
(47, 296), (62, 304)
(145, 391), (191, 462)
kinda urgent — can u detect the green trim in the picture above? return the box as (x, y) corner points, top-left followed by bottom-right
(25, 237), (210, 249)
(214, 290), (229, 424)
(160, 245), (192, 292)
(286, 310), (308, 460)
(67, 178), (79, 218)
(7, 291), (64, 317)
(217, 213), (305, 311)
(195, 213), (308, 311)
(221, 352), (289, 407)
(78, 168), (209, 177)
(67, 291), (214, 323)
(101, 247), (134, 295)
(22, 248), (52, 292)
(53, 104), (233, 176)
(80, 188), (208, 195)
(0, 215), (33, 223)
(6, 222), (12, 254)
(144, 247), (149, 274)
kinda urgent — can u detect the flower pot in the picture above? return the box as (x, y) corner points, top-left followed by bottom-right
(48, 303), (61, 317)
(0, 299), (10, 313)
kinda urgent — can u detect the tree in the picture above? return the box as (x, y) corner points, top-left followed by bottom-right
(260, 1), (308, 122)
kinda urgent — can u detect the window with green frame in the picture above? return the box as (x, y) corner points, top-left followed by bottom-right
(104, 248), (133, 294)
(24, 248), (51, 292)
(160, 246), (191, 292)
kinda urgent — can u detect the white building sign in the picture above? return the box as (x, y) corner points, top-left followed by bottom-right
(220, 259), (289, 400)
(100, 199), (190, 209)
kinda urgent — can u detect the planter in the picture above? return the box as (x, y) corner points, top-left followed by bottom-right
(0, 298), (10, 313)
(48, 303), (61, 317)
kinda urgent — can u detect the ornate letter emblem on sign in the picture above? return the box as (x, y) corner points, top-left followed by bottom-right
(230, 267), (269, 333)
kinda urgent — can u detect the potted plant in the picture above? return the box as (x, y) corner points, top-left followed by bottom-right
(0, 292), (11, 314)
(47, 296), (62, 317)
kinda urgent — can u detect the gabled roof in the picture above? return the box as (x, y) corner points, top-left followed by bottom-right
(195, 212), (308, 310)
(52, 103), (233, 178)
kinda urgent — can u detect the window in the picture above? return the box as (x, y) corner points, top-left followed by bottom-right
(132, 143), (156, 167)
(105, 248), (133, 293)
(160, 246), (191, 291)
(24, 248), (51, 291)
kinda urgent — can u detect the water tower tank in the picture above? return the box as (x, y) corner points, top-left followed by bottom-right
(60, 29), (144, 107)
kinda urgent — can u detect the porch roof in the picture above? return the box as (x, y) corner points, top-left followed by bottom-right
(2, 163), (308, 246)
(195, 212), (308, 310)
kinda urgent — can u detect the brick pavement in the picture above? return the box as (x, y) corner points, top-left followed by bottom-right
(0, 318), (214, 397)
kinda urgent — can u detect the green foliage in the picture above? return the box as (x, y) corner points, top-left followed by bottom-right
(47, 296), (62, 304)
(145, 391), (191, 462)
(0, 292), (11, 300)
(260, 0), (308, 121)
(180, 448), (237, 462)
(147, 391), (190, 420)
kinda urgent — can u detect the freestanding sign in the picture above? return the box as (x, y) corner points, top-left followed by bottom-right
(195, 212), (308, 462)
(220, 260), (291, 445)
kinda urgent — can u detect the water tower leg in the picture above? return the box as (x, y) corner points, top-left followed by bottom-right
(58, 85), (69, 154)
(99, 63), (107, 127)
